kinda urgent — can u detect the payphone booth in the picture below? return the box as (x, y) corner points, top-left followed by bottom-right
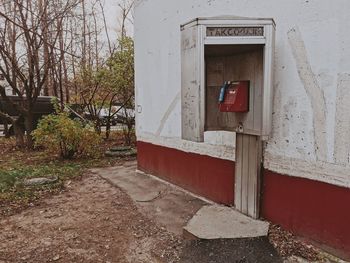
(181, 17), (275, 219)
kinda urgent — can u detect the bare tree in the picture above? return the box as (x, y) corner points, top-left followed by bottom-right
(117, 0), (133, 39)
(0, 0), (79, 147)
(0, 0), (135, 147)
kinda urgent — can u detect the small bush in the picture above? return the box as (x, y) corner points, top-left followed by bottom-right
(32, 111), (102, 159)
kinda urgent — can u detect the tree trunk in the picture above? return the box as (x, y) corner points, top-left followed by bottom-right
(39, 0), (50, 96)
(24, 113), (34, 149)
(81, 0), (87, 68)
(95, 118), (102, 134)
(13, 120), (25, 148)
(105, 117), (111, 139)
(4, 122), (9, 138)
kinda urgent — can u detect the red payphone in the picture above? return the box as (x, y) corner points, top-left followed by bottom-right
(218, 81), (249, 112)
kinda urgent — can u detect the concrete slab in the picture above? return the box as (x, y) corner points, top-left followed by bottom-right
(183, 205), (269, 239)
(91, 162), (283, 262)
(91, 161), (206, 235)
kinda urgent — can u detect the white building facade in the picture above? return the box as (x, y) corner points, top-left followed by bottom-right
(134, 0), (350, 258)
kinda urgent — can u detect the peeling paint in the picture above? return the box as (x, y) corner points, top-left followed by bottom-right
(282, 97), (296, 138)
(264, 152), (350, 189)
(269, 81), (282, 142)
(155, 92), (181, 136)
(138, 132), (235, 161)
(334, 73), (350, 165)
(287, 27), (328, 162)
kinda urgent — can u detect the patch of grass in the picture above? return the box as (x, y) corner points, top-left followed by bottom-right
(0, 162), (85, 216)
(0, 130), (136, 217)
(0, 163), (81, 193)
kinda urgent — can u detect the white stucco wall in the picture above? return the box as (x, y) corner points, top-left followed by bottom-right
(134, 0), (350, 188)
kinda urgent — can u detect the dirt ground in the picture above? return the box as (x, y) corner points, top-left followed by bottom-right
(0, 161), (329, 263)
(0, 173), (182, 263)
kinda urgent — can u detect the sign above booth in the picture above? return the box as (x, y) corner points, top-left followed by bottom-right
(206, 27), (264, 37)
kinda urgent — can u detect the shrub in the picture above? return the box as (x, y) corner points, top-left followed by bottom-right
(32, 111), (102, 159)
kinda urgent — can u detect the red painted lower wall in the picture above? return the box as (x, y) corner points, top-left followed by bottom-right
(261, 170), (350, 259)
(137, 141), (350, 259)
(137, 141), (234, 204)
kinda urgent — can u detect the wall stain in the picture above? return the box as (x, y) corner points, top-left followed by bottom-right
(155, 92), (181, 136)
(287, 27), (327, 162)
(271, 81), (281, 140)
(334, 73), (350, 164)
